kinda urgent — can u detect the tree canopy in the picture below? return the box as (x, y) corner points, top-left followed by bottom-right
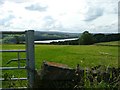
(79, 31), (94, 45)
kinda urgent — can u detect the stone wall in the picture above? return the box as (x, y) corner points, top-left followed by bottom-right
(33, 61), (120, 88)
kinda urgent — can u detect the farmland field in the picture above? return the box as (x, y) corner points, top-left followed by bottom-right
(95, 41), (120, 46)
(1, 44), (118, 68)
(0, 43), (119, 88)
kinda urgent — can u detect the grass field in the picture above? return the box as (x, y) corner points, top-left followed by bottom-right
(1, 43), (119, 88)
(95, 41), (120, 46)
(2, 44), (118, 68)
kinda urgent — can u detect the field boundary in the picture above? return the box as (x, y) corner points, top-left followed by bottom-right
(95, 44), (120, 47)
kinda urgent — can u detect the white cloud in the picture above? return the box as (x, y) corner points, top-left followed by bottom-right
(25, 3), (48, 12)
(0, 0), (118, 33)
(0, 15), (15, 26)
(84, 6), (104, 21)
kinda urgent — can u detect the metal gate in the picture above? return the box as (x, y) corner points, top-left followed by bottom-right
(0, 30), (35, 89)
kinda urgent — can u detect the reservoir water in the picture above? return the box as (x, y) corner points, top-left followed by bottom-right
(35, 38), (78, 43)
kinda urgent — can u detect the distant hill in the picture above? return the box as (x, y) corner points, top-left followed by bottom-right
(34, 31), (80, 41)
(1, 31), (80, 44)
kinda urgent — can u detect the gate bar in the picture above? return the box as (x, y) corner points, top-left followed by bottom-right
(6, 58), (26, 64)
(0, 31), (25, 34)
(0, 78), (27, 81)
(0, 67), (26, 70)
(0, 50), (26, 52)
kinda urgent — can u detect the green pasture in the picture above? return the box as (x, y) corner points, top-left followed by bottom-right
(95, 41), (120, 46)
(1, 44), (118, 69)
(0, 43), (119, 88)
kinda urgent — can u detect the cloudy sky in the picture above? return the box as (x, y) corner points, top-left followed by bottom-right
(0, 0), (119, 33)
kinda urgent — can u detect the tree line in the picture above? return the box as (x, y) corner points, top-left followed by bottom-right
(50, 31), (120, 45)
(1, 31), (120, 44)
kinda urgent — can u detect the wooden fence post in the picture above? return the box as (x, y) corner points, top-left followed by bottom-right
(25, 30), (35, 88)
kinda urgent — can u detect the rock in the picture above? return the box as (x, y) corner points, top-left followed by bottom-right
(34, 61), (77, 88)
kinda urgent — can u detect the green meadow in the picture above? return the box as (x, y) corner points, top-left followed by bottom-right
(95, 41), (119, 46)
(2, 44), (118, 69)
(0, 42), (119, 88)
